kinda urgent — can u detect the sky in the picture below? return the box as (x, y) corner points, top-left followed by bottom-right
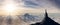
(0, 0), (60, 25)
(0, 0), (60, 16)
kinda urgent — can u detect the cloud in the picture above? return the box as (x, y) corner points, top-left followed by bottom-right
(14, 0), (60, 9)
(49, 0), (60, 9)
(22, 0), (48, 8)
(23, 0), (39, 8)
(14, 0), (21, 3)
(0, 0), (4, 5)
(20, 13), (42, 23)
(0, 0), (4, 3)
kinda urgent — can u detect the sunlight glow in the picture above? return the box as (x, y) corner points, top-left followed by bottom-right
(5, 4), (16, 13)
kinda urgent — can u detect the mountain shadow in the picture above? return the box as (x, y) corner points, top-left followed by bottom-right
(31, 10), (60, 25)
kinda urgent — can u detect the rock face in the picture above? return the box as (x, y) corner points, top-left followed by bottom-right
(31, 10), (60, 25)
